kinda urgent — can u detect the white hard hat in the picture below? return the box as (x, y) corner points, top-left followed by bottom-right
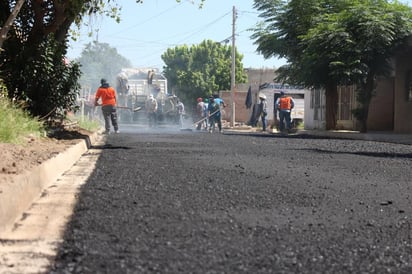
(258, 93), (267, 99)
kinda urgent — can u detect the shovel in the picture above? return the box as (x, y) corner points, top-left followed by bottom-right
(96, 104), (142, 112)
(192, 109), (219, 126)
(117, 106), (142, 112)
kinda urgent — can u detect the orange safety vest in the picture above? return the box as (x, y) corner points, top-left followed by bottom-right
(279, 96), (292, 110)
(95, 87), (116, 106)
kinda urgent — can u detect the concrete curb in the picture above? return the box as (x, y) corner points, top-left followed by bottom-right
(0, 131), (101, 233)
(295, 130), (412, 145)
(226, 128), (412, 146)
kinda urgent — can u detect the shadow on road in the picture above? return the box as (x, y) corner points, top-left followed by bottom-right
(296, 147), (412, 159)
(90, 144), (132, 150)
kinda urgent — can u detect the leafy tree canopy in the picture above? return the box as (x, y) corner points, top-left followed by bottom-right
(252, 0), (412, 131)
(0, 0), (205, 120)
(162, 39), (247, 106)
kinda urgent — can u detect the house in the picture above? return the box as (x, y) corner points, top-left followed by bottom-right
(220, 54), (412, 133)
(305, 37), (412, 133)
(306, 60), (412, 133)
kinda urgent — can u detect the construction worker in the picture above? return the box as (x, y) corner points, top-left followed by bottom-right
(147, 69), (155, 85)
(258, 93), (268, 132)
(275, 91), (295, 132)
(176, 99), (185, 128)
(203, 98), (209, 130)
(145, 94), (158, 127)
(95, 78), (119, 134)
(208, 96), (223, 133)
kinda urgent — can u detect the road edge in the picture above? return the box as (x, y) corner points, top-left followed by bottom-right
(0, 131), (101, 233)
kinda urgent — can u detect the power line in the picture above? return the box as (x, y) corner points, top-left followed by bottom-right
(70, 6), (265, 69)
(175, 11), (231, 44)
(107, 3), (182, 36)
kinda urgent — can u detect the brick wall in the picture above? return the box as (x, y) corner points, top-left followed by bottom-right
(220, 91), (253, 124)
(219, 68), (276, 124)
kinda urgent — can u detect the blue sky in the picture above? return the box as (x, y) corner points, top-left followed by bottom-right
(67, 0), (286, 70)
(67, 0), (412, 71)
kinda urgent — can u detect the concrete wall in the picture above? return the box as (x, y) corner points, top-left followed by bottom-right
(221, 91), (253, 124)
(219, 68), (277, 125)
(215, 64), (412, 133)
(225, 48), (412, 133)
(304, 89), (326, 130)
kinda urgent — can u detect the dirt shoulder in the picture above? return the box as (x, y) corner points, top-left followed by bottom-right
(0, 128), (95, 180)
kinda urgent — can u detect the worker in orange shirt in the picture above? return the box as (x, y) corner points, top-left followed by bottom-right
(275, 91), (295, 133)
(95, 78), (119, 134)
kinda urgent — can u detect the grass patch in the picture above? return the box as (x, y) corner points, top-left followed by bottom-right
(0, 97), (44, 143)
(72, 115), (101, 132)
(0, 96), (101, 144)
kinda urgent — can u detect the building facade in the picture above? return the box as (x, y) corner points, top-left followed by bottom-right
(221, 53), (412, 133)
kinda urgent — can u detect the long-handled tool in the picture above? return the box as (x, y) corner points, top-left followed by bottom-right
(116, 106), (142, 112)
(96, 104), (142, 112)
(192, 109), (219, 126)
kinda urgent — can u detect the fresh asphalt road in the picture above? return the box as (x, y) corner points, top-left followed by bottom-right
(50, 125), (412, 273)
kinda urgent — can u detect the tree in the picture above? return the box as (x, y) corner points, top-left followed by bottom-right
(0, 1), (123, 119)
(252, 0), (412, 132)
(162, 39), (247, 106)
(0, 0), (24, 49)
(0, 0), (206, 120)
(301, 0), (412, 132)
(76, 41), (132, 91)
(252, 0), (342, 129)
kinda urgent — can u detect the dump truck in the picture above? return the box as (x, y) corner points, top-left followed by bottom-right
(115, 68), (180, 124)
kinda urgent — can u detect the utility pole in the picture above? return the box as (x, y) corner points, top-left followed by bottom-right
(230, 6), (236, 127)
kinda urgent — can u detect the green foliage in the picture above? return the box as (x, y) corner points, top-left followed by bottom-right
(253, 0), (412, 86)
(0, 0), (130, 121)
(71, 115), (101, 132)
(76, 41), (132, 91)
(162, 39), (247, 106)
(1, 34), (82, 121)
(252, 0), (412, 131)
(0, 0), (205, 122)
(0, 96), (44, 143)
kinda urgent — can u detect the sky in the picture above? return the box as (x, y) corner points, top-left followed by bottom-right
(66, 0), (286, 70)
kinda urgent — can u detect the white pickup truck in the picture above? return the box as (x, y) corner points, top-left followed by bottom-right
(257, 83), (306, 127)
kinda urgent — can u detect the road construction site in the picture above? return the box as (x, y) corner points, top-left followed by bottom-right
(1, 126), (412, 273)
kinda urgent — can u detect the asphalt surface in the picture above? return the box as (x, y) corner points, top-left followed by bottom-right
(49, 128), (412, 273)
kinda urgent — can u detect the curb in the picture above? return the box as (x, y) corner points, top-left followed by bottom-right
(225, 128), (412, 145)
(0, 131), (101, 233)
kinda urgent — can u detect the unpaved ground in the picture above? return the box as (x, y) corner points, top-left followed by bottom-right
(42, 130), (412, 273)
(0, 128), (94, 180)
(0, 149), (102, 274)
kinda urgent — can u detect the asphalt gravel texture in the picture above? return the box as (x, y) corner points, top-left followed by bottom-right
(50, 130), (412, 274)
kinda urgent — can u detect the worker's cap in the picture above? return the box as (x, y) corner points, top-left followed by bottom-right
(258, 93), (267, 99)
(100, 78), (107, 85)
